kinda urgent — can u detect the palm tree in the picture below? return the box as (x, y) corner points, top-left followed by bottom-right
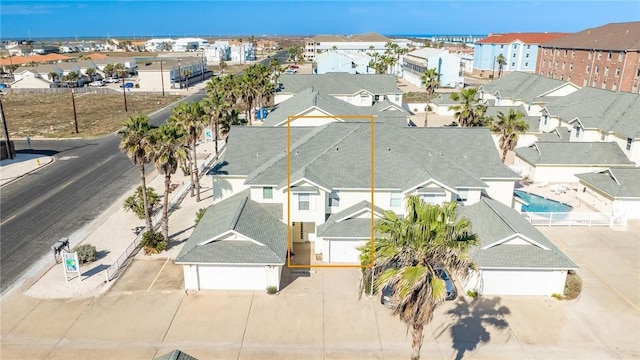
(48, 72), (59, 83)
(182, 68), (191, 89)
(149, 123), (189, 242)
(270, 58), (284, 87)
(496, 54), (507, 78)
(169, 102), (207, 201)
(118, 115), (155, 230)
(113, 63), (127, 79)
(85, 67), (96, 80)
(201, 89), (228, 155)
(362, 196), (478, 360)
(103, 64), (115, 78)
(238, 74), (257, 126)
(490, 109), (529, 163)
(287, 45), (305, 65)
(219, 61), (227, 76)
(420, 69), (440, 127)
(448, 88), (487, 127)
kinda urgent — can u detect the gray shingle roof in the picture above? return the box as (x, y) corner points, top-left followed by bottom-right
(515, 142), (634, 166)
(278, 73), (401, 95)
(317, 201), (385, 238)
(214, 123), (518, 193)
(458, 197), (577, 269)
(480, 72), (573, 103)
(536, 127), (572, 142)
(175, 190), (286, 265)
(576, 167), (640, 198)
(484, 105), (539, 132)
(262, 88), (407, 127)
(155, 350), (197, 360)
(544, 87), (640, 139)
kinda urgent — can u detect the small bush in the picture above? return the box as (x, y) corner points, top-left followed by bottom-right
(139, 230), (166, 255)
(266, 286), (278, 295)
(551, 293), (563, 300)
(563, 271), (582, 300)
(466, 289), (478, 299)
(194, 208), (207, 226)
(74, 244), (97, 263)
(123, 186), (160, 220)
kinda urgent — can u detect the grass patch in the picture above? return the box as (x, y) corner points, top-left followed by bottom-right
(2, 93), (183, 138)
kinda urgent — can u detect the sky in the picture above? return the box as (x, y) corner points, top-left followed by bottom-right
(1, 1), (639, 39)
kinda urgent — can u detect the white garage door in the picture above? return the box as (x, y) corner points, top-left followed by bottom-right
(197, 265), (267, 290)
(328, 239), (367, 263)
(480, 269), (566, 296)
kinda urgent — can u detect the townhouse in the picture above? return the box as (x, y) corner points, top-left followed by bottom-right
(402, 47), (464, 89)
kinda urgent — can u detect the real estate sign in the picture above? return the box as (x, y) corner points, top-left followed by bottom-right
(62, 252), (81, 282)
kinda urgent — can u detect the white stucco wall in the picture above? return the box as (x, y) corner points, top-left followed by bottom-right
(138, 70), (172, 91)
(527, 165), (607, 184)
(212, 176), (248, 203)
(274, 93), (294, 105)
(465, 269), (568, 296)
(483, 180), (516, 207)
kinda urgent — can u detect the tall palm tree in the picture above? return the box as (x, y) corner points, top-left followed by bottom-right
(118, 115), (155, 230)
(490, 109), (529, 163)
(496, 54), (507, 78)
(85, 67), (96, 80)
(421, 69), (440, 127)
(361, 196), (477, 360)
(149, 123), (189, 242)
(103, 64), (115, 78)
(182, 68), (191, 89)
(169, 102), (207, 201)
(448, 88), (487, 127)
(287, 44), (304, 65)
(48, 72), (59, 83)
(238, 73), (257, 126)
(201, 90), (228, 155)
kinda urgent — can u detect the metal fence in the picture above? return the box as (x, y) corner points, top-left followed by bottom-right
(104, 141), (227, 283)
(6, 87), (119, 95)
(522, 211), (627, 227)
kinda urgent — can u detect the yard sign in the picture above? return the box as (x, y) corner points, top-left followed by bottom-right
(62, 252), (81, 282)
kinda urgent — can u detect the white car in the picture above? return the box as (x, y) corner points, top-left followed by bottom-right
(88, 81), (104, 87)
(104, 78), (119, 83)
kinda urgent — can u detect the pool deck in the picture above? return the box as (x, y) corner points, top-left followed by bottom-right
(514, 181), (595, 213)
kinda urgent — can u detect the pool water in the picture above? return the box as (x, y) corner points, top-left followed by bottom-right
(514, 190), (573, 213)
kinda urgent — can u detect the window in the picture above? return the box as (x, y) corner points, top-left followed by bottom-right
(512, 53), (516, 58)
(627, 138), (633, 151)
(298, 193), (310, 211)
(564, 49), (568, 56)
(601, 81), (606, 89)
(618, 52), (624, 61)
(395, 94), (400, 101)
(583, 79), (588, 87)
(544, 48), (547, 55)
(634, 83), (639, 93)
(390, 192), (402, 207)
(543, 115), (549, 125)
(525, 62), (529, 67)
(501, 45), (504, 49)
(604, 67), (609, 76)
(588, 51), (593, 59)
(607, 52), (612, 60)
(615, 67), (621, 77)
(527, 45), (531, 49)
(597, 51), (602, 60)
(595, 65), (599, 73)
(263, 187), (273, 199)
(612, 83), (617, 91)
(511, 62), (515, 67)
(562, 62), (565, 70)
(636, 68), (640, 77)
(421, 194), (440, 205)
(525, 53), (529, 58)
(568, 76), (571, 82)
(586, 65), (590, 73)
(570, 63), (574, 70)
(543, 60), (546, 67)
(328, 191), (340, 207)
(592, 79), (597, 87)
(575, 126), (581, 137)
(456, 189), (469, 202)
(360, 94), (368, 105)
(513, 44), (518, 49)
(601, 132), (606, 141)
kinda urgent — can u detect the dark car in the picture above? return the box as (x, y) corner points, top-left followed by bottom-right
(381, 267), (456, 308)
(119, 82), (134, 88)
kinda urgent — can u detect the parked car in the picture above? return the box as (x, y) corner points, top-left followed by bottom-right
(285, 69), (297, 74)
(104, 78), (119, 83)
(88, 81), (104, 87)
(381, 267), (456, 308)
(289, 65), (299, 69)
(0, 83), (7, 89)
(119, 82), (134, 88)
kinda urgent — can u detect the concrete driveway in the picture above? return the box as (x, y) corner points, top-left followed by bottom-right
(2, 223), (639, 359)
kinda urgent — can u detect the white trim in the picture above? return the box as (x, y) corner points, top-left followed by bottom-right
(481, 233), (550, 251)
(286, 177), (332, 193)
(403, 178), (456, 195)
(198, 230), (265, 247)
(335, 207), (384, 223)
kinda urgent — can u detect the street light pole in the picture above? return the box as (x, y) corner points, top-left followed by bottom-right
(71, 89), (79, 134)
(492, 56), (496, 81)
(0, 99), (13, 160)
(201, 52), (205, 82)
(178, 59), (182, 89)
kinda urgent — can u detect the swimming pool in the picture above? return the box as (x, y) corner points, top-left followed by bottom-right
(514, 190), (573, 213)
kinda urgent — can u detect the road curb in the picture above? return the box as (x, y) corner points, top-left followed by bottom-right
(0, 156), (55, 188)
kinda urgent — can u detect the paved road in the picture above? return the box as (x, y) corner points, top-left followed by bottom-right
(0, 90), (206, 295)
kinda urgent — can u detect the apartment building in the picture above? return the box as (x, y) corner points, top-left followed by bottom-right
(304, 33), (400, 61)
(536, 21), (640, 93)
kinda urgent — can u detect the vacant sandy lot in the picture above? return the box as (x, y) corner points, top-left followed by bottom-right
(2, 92), (183, 138)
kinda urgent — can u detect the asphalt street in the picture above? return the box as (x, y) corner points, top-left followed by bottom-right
(0, 90), (206, 295)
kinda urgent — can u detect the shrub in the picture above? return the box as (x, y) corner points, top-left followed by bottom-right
(551, 293), (563, 300)
(123, 186), (160, 220)
(563, 271), (582, 300)
(139, 230), (166, 255)
(194, 208), (207, 226)
(466, 289), (478, 299)
(266, 286), (278, 295)
(74, 244), (97, 263)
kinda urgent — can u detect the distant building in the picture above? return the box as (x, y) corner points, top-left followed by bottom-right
(205, 40), (231, 62)
(303, 33), (406, 61)
(473, 33), (568, 78)
(536, 21), (640, 93)
(173, 37), (209, 52)
(402, 48), (464, 88)
(314, 51), (373, 74)
(145, 38), (175, 52)
(137, 57), (207, 91)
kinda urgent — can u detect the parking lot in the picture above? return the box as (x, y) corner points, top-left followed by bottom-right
(2, 222), (638, 359)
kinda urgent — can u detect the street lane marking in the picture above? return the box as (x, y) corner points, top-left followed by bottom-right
(60, 180), (74, 190)
(0, 214), (16, 226)
(147, 257), (170, 291)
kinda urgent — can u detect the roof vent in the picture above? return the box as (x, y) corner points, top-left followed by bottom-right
(387, 147), (391, 151)
(256, 152), (260, 157)
(336, 147), (339, 151)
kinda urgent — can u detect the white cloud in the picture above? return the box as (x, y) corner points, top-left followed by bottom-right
(1, 4), (70, 15)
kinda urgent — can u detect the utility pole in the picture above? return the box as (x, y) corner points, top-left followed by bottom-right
(160, 60), (165, 97)
(121, 75), (128, 112)
(201, 52), (205, 82)
(0, 99), (13, 160)
(71, 89), (79, 134)
(492, 56), (496, 81)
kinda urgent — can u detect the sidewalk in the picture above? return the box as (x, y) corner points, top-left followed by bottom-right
(13, 140), (219, 299)
(0, 153), (54, 187)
